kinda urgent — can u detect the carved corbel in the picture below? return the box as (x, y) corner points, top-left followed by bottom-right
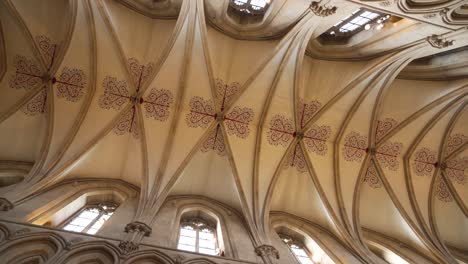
(118, 221), (152, 254)
(255, 244), (280, 259)
(309, 0), (337, 17)
(426, 34), (454, 49)
(0, 198), (13, 211)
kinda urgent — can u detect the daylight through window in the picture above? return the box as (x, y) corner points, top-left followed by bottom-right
(177, 219), (218, 255)
(62, 203), (116, 235)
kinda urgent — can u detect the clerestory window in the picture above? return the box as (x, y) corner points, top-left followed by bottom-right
(62, 203), (116, 235)
(229, 0), (271, 16)
(177, 218), (219, 256)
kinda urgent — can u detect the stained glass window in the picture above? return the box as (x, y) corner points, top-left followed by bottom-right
(177, 219), (218, 256)
(62, 203), (116, 235)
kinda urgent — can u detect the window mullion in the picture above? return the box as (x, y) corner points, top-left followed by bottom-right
(195, 227), (200, 253)
(83, 211), (103, 233)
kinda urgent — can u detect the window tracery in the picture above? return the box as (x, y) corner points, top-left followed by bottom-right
(62, 203), (116, 235)
(319, 9), (398, 42)
(229, 0), (271, 16)
(280, 234), (315, 264)
(177, 218), (219, 256)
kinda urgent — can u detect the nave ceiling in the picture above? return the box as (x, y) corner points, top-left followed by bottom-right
(0, 0), (467, 263)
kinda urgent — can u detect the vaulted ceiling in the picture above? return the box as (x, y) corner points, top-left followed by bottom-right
(0, 0), (467, 263)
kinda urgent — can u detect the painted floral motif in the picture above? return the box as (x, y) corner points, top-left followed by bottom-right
(225, 106), (254, 138)
(142, 89), (173, 121)
(113, 106), (139, 139)
(375, 118), (398, 143)
(11, 36), (87, 106)
(127, 58), (154, 89)
(304, 124), (331, 156)
(436, 178), (453, 202)
(342, 132), (368, 162)
(297, 99), (321, 128)
(445, 134), (467, 156)
(267, 115), (294, 146)
(54, 67), (87, 102)
(412, 148), (437, 177)
(9, 56), (43, 90)
(201, 125), (225, 156)
(99, 77), (130, 110)
(186, 96), (215, 128)
(268, 99), (330, 155)
(36, 35), (57, 70)
(188, 79), (254, 155)
(216, 78), (239, 111)
(343, 131), (402, 169)
(446, 157), (467, 185)
(375, 141), (402, 171)
(22, 89), (47, 116)
(364, 162), (382, 188)
(284, 143), (307, 173)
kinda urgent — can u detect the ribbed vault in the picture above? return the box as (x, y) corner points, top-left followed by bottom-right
(0, 0), (467, 263)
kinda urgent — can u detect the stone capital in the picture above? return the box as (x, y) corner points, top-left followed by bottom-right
(426, 34), (454, 49)
(0, 198), (13, 211)
(124, 221), (152, 236)
(118, 240), (139, 254)
(309, 1), (337, 17)
(255, 244), (280, 259)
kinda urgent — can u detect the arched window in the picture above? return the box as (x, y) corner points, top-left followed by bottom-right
(177, 218), (219, 256)
(229, 0), (271, 16)
(62, 203), (116, 235)
(280, 234), (315, 264)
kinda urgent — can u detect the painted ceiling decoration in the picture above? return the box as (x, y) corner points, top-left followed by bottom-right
(0, 0), (467, 263)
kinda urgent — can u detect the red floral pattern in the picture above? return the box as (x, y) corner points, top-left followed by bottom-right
(186, 96), (215, 128)
(201, 125), (225, 156)
(54, 67), (87, 102)
(297, 99), (321, 128)
(412, 148), (437, 177)
(113, 106), (139, 139)
(446, 157), (467, 185)
(128, 58), (154, 90)
(436, 178), (453, 202)
(445, 134), (467, 156)
(267, 115), (294, 146)
(142, 89), (173, 121)
(99, 76), (130, 110)
(375, 118), (398, 143)
(216, 79), (239, 111)
(9, 56), (43, 90)
(343, 132), (368, 162)
(36, 35), (56, 70)
(284, 143), (307, 173)
(375, 141), (402, 171)
(22, 89), (47, 116)
(225, 106), (254, 138)
(304, 124), (331, 156)
(364, 163), (382, 188)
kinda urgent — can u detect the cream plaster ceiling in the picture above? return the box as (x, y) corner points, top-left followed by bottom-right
(0, 0), (467, 263)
